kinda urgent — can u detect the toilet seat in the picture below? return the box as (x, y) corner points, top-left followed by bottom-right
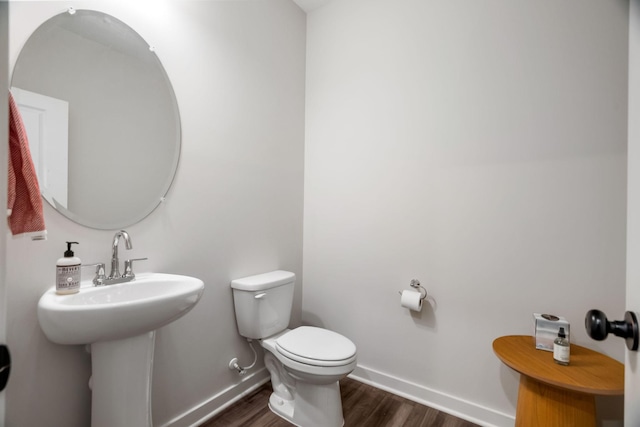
(276, 326), (357, 367)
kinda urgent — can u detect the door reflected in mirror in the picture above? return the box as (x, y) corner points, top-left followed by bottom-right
(11, 9), (181, 229)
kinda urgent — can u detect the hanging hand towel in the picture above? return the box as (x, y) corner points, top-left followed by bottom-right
(7, 91), (46, 240)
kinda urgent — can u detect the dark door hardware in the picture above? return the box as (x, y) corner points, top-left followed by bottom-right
(0, 344), (10, 391)
(585, 309), (639, 351)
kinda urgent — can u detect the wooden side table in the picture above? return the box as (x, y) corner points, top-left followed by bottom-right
(493, 335), (623, 427)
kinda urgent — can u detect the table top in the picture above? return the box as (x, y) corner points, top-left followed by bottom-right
(493, 335), (624, 395)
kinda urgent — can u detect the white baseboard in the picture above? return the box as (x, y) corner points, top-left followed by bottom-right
(159, 367), (271, 427)
(161, 364), (514, 427)
(349, 365), (514, 427)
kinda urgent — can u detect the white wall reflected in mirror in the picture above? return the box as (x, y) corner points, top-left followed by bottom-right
(11, 87), (69, 210)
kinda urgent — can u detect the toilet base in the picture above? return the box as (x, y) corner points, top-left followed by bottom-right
(260, 331), (353, 427)
(267, 380), (344, 427)
(268, 394), (296, 426)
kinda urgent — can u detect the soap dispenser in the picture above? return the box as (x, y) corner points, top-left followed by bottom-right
(56, 241), (81, 294)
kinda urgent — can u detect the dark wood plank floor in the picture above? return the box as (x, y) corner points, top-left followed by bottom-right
(200, 377), (480, 427)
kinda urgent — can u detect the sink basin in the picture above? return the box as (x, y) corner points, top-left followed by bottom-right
(38, 272), (204, 426)
(38, 272), (204, 345)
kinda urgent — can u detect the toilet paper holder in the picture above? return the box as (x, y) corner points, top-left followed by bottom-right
(398, 279), (427, 301)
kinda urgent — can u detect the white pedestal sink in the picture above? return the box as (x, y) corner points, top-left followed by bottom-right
(37, 273), (205, 427)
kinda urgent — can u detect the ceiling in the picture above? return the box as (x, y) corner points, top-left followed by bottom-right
(292, 0), (333, 13)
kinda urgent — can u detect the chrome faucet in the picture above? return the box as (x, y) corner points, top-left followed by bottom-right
(84, 230), (147, 286)
(108, 230), (133, 280)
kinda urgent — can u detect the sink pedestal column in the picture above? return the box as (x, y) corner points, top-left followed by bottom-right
(90, 331), (156, 427)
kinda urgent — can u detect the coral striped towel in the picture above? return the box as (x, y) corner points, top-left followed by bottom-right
(7, 91), (46, 240)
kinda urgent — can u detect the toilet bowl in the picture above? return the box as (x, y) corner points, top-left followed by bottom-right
(231, 271), (357, 427)
(262, 327), (356, 426)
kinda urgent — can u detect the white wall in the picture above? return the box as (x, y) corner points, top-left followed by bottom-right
(303, 0), (628, 425)
(6, 1), (305, 426)
(5, 1), (632, 426)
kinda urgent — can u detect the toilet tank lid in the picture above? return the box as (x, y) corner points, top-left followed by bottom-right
(230, 270), (295, 291)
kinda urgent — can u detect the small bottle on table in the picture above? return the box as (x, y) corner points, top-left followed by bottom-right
(553, 327), (570, 365)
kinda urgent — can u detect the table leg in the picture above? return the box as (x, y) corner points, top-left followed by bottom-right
(515, 375), (596, 427)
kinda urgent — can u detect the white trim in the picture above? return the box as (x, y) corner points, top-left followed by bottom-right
(0, 2), (9, 423)
(627, 1), (640, 425)
(158, 364), (514, 427)
(348, 365), (514, 427)
(157, 368), (270, 427)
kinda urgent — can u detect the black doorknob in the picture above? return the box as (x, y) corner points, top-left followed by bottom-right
(585, 309), (639, 351)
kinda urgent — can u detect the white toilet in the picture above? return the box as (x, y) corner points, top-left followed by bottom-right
(231, 270), (357, 427)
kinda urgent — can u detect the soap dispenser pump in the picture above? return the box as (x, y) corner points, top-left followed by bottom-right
(56, 241), (81, 294)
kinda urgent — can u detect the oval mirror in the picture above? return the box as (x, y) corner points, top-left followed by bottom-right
(11, 9), (180, 230)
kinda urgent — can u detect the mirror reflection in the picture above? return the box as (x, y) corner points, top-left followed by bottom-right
(11, 9), (181, 229)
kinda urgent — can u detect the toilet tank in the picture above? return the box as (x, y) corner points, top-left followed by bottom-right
(230, 270), (295, 339)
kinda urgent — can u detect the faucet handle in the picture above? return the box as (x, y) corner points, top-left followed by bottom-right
(123, 258), (148, 279)
(83, 263), (106, 286)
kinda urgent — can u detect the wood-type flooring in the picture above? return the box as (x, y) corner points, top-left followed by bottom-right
(200, 377), (480, 427)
